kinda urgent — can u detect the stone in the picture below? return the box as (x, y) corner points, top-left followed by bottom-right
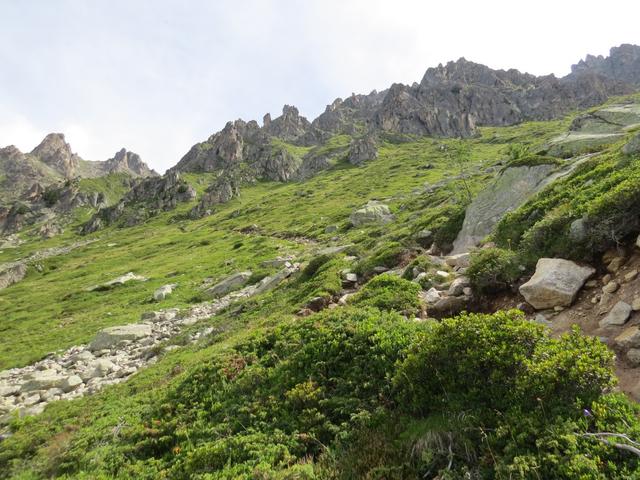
(253, 266), (296, 295)
(624, 269), (638, 282)
(632, 297), (640, 311)
(600, 301), (633, 328)
(89, 272), (148, 291)
(82, 359), (116, 380)
(435, 270), (450, 279)
(40, 388), (64, 402)
(627, 348), (640, 366)
(260, 257), (294, 268)
(349, 201), (394, 227)
(60, 375), (83, 393)
(153, 284), (176, 301)
(206, 272), (252, 297)
(585, 280), (598, 288)
(0, 385), (19, 397)
(342, 272), (358, 286)
(307, 296), (329, 312)
(422, 287), (441, 304)
(636, 233), (640, 249)
(602, 281), (619, 294)
(615, 326), (640, 350)
(324, 225), (338, 234)
(448, 276), (470, 296)
(20, 370), (65, 392)
(89, 324), (152, 351)
(518, 258), (595, 309)
(430, 296), (469, 316)
(607, 257), (625, 273)
(445, 253), (470, 269)
(602, 274), (613, 285)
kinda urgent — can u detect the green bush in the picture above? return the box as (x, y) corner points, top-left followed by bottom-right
(349, 274), (422, 316)
(401, 255), (434, 280)
(466, 247), (521, 292)
(133, 307), (420, 478)
(354, 241), (406, 277)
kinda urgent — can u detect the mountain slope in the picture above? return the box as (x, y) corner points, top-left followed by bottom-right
(2, 46), (640, 479)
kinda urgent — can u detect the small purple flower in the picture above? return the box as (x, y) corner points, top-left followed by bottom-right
(583, 409), (593, 417)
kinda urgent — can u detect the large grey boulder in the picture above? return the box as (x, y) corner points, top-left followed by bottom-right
(206, 271), (252, 297)
(349, 201), (394, 227)
(452, 164), (557, 253)
(20, 370), (66, 392)
(519, 258), (595, 309)
(600, 301), (632, 328)
(89, 324), (152, 351)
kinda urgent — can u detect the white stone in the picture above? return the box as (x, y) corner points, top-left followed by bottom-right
(89, 324), (152, 351)
(600, 301), (632, 328)
(519, 258), (595, 309)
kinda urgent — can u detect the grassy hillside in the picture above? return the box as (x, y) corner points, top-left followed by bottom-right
(3, 99), (640, 478)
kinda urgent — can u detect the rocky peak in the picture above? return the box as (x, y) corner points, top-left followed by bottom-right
(30, 133), (80, 178)
(571, 44), (640, 85)
(262, 104), (312, 142)
(105, 148), (157, 177)
(0, 145), (23, 160)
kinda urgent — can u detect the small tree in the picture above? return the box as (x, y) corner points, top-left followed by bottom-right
(447, 140), (473, 203)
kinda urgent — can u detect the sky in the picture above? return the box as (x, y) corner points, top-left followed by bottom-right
(0, 1), (639, 173)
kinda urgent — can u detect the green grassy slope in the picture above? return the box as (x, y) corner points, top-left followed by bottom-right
(3, 99), (640, 478)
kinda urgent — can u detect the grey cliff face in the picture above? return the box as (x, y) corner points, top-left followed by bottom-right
(571, 44), (640, 86)
(105, 149), (157, 177)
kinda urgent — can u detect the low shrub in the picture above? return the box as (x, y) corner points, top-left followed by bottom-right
(349, 274), (422, 316)
(466, 247), (521, 292)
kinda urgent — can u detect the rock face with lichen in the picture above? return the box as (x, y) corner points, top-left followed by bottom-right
(82, 172), (196, 233)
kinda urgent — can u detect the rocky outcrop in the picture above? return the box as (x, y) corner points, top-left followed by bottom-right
(205, 271), (252, 297)
(623, 132), (640, 155)
(30, 133), (80, 178)
(548, 102), (640, 157)
(348, 135), (378, 165)
(0, 263), (27, 290)
(452, 164), (558, 253)
(571, 44), (640, 86)
(519, 258), (595, 309)
(103, 149), (157, 177)
(82, 172), (196, 232)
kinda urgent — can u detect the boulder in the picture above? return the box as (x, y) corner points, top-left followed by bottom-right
(89, 324), (152, 351)
(206, 271), (252, 297)
(349, 201), (394, 227)
(153, 284), (176, 301)
(60, 375), (83, 393)
(422, 287), (441, 304)
(0, 263), (27, 290)
(448, 276), (471, 296)
(519, 258), (595, 309)
(615, 326), (640, 350)
(347, 135), (377, 166)
(445, 253), (470, 269)
(89, 272), (147, 291)
(622, 132), (640, 155)
(20, 370), (65, 392)
(430, 295), (469, 316)
(81, 359), (116, 380)
(599, 301), (632, 328)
